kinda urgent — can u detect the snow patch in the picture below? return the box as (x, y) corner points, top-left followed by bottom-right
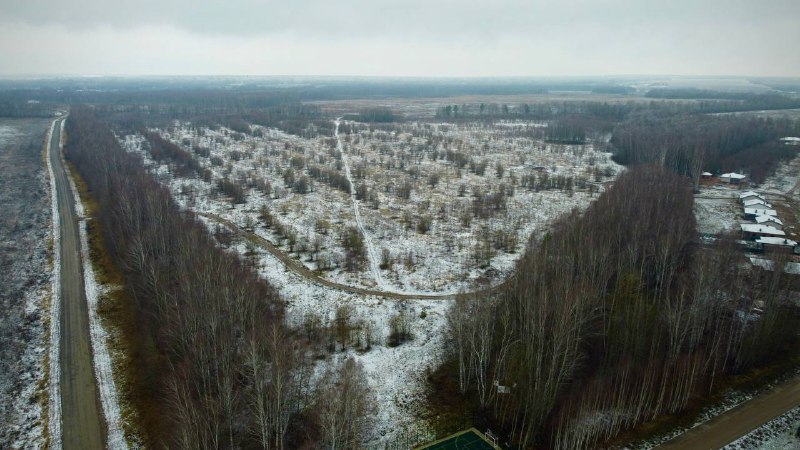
(45, 117), (62, 450)
(693, 195), (739, 235)
(335, 119), (387, 289)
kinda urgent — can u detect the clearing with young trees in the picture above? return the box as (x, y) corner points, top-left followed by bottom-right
(111, 104), (620, 446)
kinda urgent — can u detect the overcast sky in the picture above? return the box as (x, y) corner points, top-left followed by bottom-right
(1, 0), (798, 77)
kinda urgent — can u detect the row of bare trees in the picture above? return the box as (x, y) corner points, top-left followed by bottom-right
(442, 165), (799, 448)
(65, 107), (375, 449)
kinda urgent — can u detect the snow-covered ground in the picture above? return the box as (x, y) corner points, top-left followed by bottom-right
(757, 152), (800, 194)
(334, 119), (387, 289)
(0, 117), (52, 449)
(124, 118), (619, 296)
(694, 193), (740, 235)
(223, 236), (450, 446)
(118, 117), (619, 446)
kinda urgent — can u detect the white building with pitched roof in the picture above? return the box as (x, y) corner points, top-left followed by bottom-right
(721, 172), (747, 184)
(755, 215), (783, 228)
(741, 223), (785, 239)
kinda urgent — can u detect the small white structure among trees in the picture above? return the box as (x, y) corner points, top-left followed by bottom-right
(720, 172), (747, 184)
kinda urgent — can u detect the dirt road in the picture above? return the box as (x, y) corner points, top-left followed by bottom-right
(49, 116), (106, 449)
(655, 375), (800, 449)
(201, 212), (508, 300)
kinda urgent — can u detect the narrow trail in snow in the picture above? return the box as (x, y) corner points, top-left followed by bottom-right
(335, 119), (387, 289)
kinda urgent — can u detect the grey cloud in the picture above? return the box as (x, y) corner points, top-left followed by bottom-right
(0, 0), (798, 77)
(3, 0), (796, 39)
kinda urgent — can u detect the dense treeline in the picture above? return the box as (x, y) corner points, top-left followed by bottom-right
(611, 115), (800, 183)
(646, 88), (800, 109)
(143, 131), (211, 179)
(434, 101), (631, 121)
(442, 165), (799, 448)
(0, 77), (639, 103)
(342, 107), (398, 123)
(356, 107), (397, 123)
(11, 87), (308, 111)
(67, 106), (289, 447)
(545, 121), (587, 144)
(65, 107), (374, 449)
(0, 98), (57, 117)
(719, 140), (800, 183)
(106, 103), (326, 139)
(434, 92), (800, 122)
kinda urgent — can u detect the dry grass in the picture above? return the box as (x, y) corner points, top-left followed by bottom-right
(424, 360), (479, 439)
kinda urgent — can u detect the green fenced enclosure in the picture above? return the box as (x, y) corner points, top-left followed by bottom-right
(414, 428), (501, 450)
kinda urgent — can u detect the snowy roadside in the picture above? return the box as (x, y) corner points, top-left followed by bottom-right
(757, 151), (800, 195)
(63, 128), (130, 449)
(45, 117), (63, 450)
(620, 369), (800, 449)
(723, 406), (800, 450)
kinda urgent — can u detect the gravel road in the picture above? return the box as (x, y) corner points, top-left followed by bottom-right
(49, 117), (106, 449)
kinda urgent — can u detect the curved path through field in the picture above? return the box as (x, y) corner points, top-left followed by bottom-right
(200, 212), (506, 300)
(655, 375), (800, 449)
(201, 119), (513, 300)
(48, 116), (106, 449)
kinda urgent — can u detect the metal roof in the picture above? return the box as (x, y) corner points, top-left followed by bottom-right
(744, 208), (777, 217)
(743, 198), (771, 207)
(755, 215), (783, 226)
(721, 172), (747, 179)
(755, 236), (797, 246)
(741, 224), (785, 236)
